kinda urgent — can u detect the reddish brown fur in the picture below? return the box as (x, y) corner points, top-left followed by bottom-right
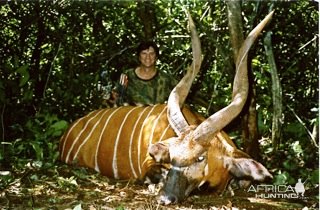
(59, 103), (254, 196)
(60, 105), (204, 179)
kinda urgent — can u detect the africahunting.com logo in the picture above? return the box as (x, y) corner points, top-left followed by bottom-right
(248, 178), (307, 199)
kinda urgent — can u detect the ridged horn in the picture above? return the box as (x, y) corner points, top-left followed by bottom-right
(167, 11), (202, 136)
(193, 11), (274, 144)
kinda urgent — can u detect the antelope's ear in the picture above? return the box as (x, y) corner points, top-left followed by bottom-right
(222, 157), (273, 182)
(149, 142), (170, 163)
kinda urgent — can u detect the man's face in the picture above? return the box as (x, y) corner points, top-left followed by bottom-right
(139, 46), (157, 68)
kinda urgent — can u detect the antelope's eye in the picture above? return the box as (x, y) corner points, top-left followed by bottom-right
(196, 156), (205, 162)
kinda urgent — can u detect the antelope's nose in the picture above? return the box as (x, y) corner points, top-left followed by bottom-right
(158, 194), (178, 205)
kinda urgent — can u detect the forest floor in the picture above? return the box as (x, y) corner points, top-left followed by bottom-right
(0, 162), (318, 210)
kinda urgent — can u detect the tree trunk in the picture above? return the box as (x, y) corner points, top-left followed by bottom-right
(226, 0), (260, 159)
(264, 31), (283, 150)
(226, 0), (244, 62)
(29, 2), (46, 114)
(241, 70), (260, 159)
(137, 0), (156, 41)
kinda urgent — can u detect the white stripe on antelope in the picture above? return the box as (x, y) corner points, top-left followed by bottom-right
(60, 105), (202, 179)
(59, 11), (274, 205)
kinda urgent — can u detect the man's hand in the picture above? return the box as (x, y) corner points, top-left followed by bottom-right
(120, 73), (128, 88)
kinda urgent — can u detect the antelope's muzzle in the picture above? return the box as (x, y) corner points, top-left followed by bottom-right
(158, 167), (190, 205)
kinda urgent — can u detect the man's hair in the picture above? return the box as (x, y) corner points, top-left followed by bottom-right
(136, 41), (159, 58)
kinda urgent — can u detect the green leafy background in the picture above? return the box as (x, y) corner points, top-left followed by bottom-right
(0, 1), (318, 207)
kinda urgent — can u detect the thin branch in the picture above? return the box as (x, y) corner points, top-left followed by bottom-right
(43, 42), (62, 99)
(298, 34), (318, 51)
(104, 46), (133, 66)
(200, 3), (210, 22)
(287, 105), (319, 148)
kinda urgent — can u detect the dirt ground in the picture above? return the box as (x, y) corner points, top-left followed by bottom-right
(0, 163), (318, 210)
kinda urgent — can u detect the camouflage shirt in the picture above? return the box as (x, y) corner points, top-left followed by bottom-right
(117, 68), (176, 106)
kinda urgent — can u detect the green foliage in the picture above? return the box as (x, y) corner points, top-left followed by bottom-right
(310, 169), (319, 185)
(1, 112), (68, 167)
(115, 205), (126, 210)
(57, 176), (79, 192)
(15, 64), (30, 87)
(0, 171), (14, 190)
(262, 135), (318, 187)
(273, 171), (296, 185)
